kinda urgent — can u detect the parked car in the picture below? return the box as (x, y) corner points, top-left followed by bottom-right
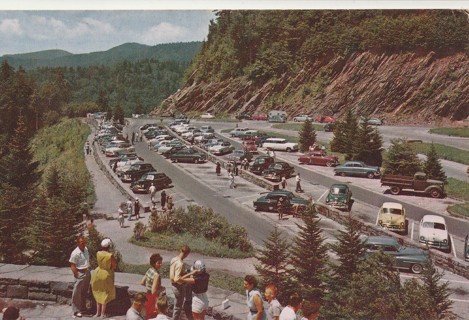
(263, 138), (298, 152)
(252, 114), (268, 121)
(239, 130), (259, 140)
(363, 236), (428, 274)
(236, 112), (252, 120)
(105, 143), (135, 157)
(227, 149), (253, 164)
(419, 215), (450, 253)
(249, 156), (275, 175)
(170, 148), (207, 163)
(208, 141), (235, 155)
(268, 115), (286, 123)
(120, 163), (155, 183)
(243, 140), (258, 153)
(130, 171), (172, 193)
(315, 115), (336, 123)
(380, 172), (445, 198)
(334, 161), (381, 179)
(253, 190), (309, 212)
(293, 115), (313, 122)
(263, 162), (295, 182)
(230, 128), (250, 137)
(324, 122), (335, 132)
(254, 133), (273, 147)
(377, 202), (407, 235)
(325, 184), (353, 211)
(200, 112), (215, 119)
(109, 154), (141, 168)
(367, 118), (384, 125)
(161, 145), (188, 158)
(298, 150), (339, 167)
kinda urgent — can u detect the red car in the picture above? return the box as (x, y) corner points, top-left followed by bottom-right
(298, 150), (339, 167)
(315, 116), (336, 123)
(252, 114), (268, 121)
(243, 140), (258, 153)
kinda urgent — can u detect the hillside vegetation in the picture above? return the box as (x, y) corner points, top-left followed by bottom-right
(159, 10), (469, 123)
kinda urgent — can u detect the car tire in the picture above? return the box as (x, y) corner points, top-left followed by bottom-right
(194, 158), (199, 164)
(430, 188), (441, 198)
(411, 264), (423, 274)
(367, 172), (375, 179)
(326, 161), (332, 167)
(339, 172), (346, 177)
(390, 186), (401, 195)
(173, 158), (178, 163)
(286, 148), (292, 152)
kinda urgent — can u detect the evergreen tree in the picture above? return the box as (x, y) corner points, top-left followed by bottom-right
(330, 120), (347, 153)
(289, 205), (328, 301)
(423, 143), (447, 183)
(255, 227), (291, 304)
(397, 279), (436, 320)
(382, 138), (422, 175)
(113, 104), (125, 124)
(421, 259), (454, 319)
(298, 120), (317, 152)
(353, 118), (384, 166)
(330, 110), (358, 158)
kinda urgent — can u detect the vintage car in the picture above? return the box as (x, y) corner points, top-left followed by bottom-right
(268, 115), (286, 123)
(105, 143), (134, 157)
(253, 190), (309, 212)
(243, 140), (258, 153)
(377, 202), (407, 235)
(419, 215), (450, 253)
(227, 149), (253, 164)
(314, 115), (336, 123)
(263, 138), (298, 152)
(161, 145), (189, 158)
(263, 162), (295, 182)
(249, 156), (275, 175)
(170, 148), (207, 163)
(363, 236), (428, 274)
(325, 183), (353, 211)
(119, 163), (155, 183)
(298, 150), (339, 167)
(236, 112), (252, 120)
(229, 128), (251, 137)
(293, 115), (313, 122)
(334, 161), (381, 179)
(109, 154), (141, 169)
(200, 112), (215, 119)
(367, 118), (384, 125)
(130, 172), (172, 193)
(252, 114), (268, 121)
(208, 141), (235, 155)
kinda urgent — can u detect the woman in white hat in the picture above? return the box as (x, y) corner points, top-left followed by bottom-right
(90, 238), (117, 318)
(180, 260), (210, 320)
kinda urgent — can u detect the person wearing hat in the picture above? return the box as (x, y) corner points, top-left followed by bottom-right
(134, 198), (141, 219)
(90, 238), (117, 318)
(69, 235), (91, 318)
(180, 260), (211, 320)
(2, 306), (25, 320)
(126, 292), (147, 320)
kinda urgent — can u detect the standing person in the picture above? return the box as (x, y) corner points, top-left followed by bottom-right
(277, 197), (289, 220)
(279, 293), (302, 320)
(127, 198), (133, 221)
(149, 295), (171, 320)
(85, 141), (91, 155)
(118, 206), (125, 228)
(90, 238), (117, 318)
(126, 292), (147, 320)
(243, 275), (266, 320)
(131, 132), (135, 145)
(134, 198), (141, 219)
(135, 132), (140, 143)
(295, 173), (303, 193)
(264, 284), (282, 320)
(170, 245), (193, 320)
(229, 172), (236, 189)
(180, 260), (210, 320)
(281, 176), (287, 189)
(113, 161), (118, 173)
(215, 162), (221, 176)
(149, 183), (157, 204)
(140, 253), (165, 319)
(69, 235), (91, 318)
(300, 300), (320, 320)
(160, 190), (167, 210)
(166, 194), (174, 213)
(140, 133), (143, 142)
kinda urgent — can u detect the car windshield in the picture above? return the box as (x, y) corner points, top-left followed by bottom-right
(382, 208), (403, 215)
(331, 187), (346, 194)
(146, 175), (154, 180)
(422, 222), (446, 230)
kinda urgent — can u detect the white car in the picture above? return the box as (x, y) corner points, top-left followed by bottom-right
(377, 202), (406, 234)
(293, 115), (313, 122)
(208, 143), (234, 155)
(419, 215), (450, 253)
(230, 128), (250, 137)
(200, 112), (215, 119)
(262, 138), (298, 152)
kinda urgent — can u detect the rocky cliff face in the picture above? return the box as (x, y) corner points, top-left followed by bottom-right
(156, 51), (469, 125)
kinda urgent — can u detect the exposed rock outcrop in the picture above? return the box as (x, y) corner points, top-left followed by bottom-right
(155, 51), (469, 125)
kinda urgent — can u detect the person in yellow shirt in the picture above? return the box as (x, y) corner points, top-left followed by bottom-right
(170, 245), (193, 320)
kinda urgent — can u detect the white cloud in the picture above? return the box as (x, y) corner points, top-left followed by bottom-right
(0, 18), (22, 35)
(139, 22), (187, 44)
(81, 17), (113, 34)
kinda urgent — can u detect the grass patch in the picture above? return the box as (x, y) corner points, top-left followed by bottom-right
(446, 178), (469, 201)
(130, 231), (253, 259)
(271, 123), (325, 132)
(411, 143), (469, 165)
(119, 262), (246, 294)
(448, 203), (469, 218)
(429, 127), (469, 137)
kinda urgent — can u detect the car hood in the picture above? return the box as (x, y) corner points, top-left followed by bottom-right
(379, 213), (405, 224)
(420, 228), (448, 240)
(327, 193), (347, 202)
(427, 179), (444, 185)
(398, 246), (428, 257)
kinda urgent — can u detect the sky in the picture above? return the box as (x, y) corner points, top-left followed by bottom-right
(1, 1), (468, 56)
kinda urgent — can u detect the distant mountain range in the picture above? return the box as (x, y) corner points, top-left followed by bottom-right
(0, 41), (202, 70)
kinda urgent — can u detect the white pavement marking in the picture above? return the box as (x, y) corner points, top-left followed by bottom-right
(451, 235), (457, 258)
(411, 221), (415, 241)
(317, 189), (328, 202)
(375, 211), (379, 226)
(450, 298), (469, 303)
(236, 195), (262, 200)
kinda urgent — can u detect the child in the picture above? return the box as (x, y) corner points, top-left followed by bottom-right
(149, 294), (171, 320)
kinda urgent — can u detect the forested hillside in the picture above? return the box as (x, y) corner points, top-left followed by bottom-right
(158, 10), (469, 123)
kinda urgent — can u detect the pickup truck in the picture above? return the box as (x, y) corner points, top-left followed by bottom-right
(380, 172), (445, 198)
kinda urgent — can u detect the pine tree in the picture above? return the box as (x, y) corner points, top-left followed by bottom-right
(330, 110), (358, 158)
(353, 118), (384, 166)
(113, 104), (125, 124)
(382, 138), (422, 175)
(298, 120), (317, 152)
(423, 143), (447, 183)
(255, 227), (291, 304)
(397, 279), (436, 320)
(330, 120), (347, 153)
(288, 206), (328, 301)
(421, 259), (454, 319)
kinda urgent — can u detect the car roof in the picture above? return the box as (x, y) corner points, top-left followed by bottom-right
(365, 236), (399, 246)
(267, 190), (294, 196)
(342, 161), (365, 165)
(381, 202), (403, 210)
(330, 183), (348, 188)
(421, 215), (446, 224)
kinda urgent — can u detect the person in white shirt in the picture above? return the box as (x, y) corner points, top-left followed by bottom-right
(279, 293), (302, 320)
(149, 183), (157, 203)
(264, 284), (282, 320)
(69, 235), (91, 318)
